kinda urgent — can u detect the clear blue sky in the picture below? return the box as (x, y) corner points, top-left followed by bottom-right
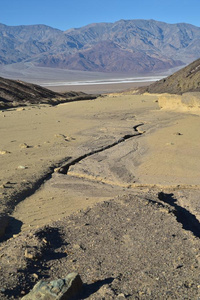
(0, 0), (200, 30)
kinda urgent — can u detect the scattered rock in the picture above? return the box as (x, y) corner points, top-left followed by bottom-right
(16, 107), (25, 111)
(24, 245), (42, 260)
(19, 143), (30, 149)
(17, 165), (28, 169)
(32, 273), (39, 280)
(0, 213), (9, 239)
(21, 272), (83, 300)
(54, 134), (66, 138)
(0, 150), (10, 155)
(174, 132), (183, 135)
(116, 293), (126, 299)
(65, 136), (75, 141)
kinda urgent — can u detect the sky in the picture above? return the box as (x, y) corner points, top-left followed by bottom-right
(0, 0), (200, 31)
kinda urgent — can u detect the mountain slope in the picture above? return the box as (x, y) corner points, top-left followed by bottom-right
(0, 23), (64, 64)
(64, 19), (200, 62)
(36, 40), (182, 72)
(142, 58), (200, 94)
(0, 76), (97, 109)
(0, 20), (200, 73)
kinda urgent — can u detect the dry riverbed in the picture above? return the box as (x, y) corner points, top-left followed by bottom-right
(0, 92), (200, 299)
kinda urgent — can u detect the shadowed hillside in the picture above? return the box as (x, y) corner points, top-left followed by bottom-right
(0, 76), (98, 109)
(141, 58), (200, 94)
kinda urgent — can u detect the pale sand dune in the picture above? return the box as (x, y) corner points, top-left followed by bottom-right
(0, 93), (197, 232)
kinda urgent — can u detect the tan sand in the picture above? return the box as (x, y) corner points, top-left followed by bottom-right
(0, 92), (200, 232)
(137, 114), (200, 185)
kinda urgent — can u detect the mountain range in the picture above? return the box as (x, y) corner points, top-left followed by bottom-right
(0, 57), (200, 110)
(0, 19), (200, 73)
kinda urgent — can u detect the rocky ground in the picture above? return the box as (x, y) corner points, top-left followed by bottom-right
(0, 190), (200, 299)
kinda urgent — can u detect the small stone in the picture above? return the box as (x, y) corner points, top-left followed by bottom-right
(42, 238), (48, 244)
(16, 107), (25, 111)
(65, 136), (75, 141)
(116, 293), (126, 299)
(24, 249), (35, 259)
(21, 272), (83, 300)
(0, 150), (10, 155)
(32, 273), (39, 280)
(54, 133), (66, 138)
(174, 132), (183, 136)
(18, 165), (27, 169)
(19, 143), (29, 149)
(24, 246), (42, 260)
(73, 244), (81, 250)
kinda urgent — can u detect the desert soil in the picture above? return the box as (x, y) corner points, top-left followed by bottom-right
(0, 91), (200, 299)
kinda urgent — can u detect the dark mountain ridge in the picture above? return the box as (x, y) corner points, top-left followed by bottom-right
(0, 76), (98, 109)
(0, 19), (200, 73)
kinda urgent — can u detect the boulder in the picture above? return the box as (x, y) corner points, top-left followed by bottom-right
(21, 272), (83, 300)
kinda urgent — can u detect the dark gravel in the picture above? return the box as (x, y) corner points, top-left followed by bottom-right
(0, 191), (199, 299)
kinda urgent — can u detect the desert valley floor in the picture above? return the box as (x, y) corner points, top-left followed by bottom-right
(0, 91), (200, 299)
